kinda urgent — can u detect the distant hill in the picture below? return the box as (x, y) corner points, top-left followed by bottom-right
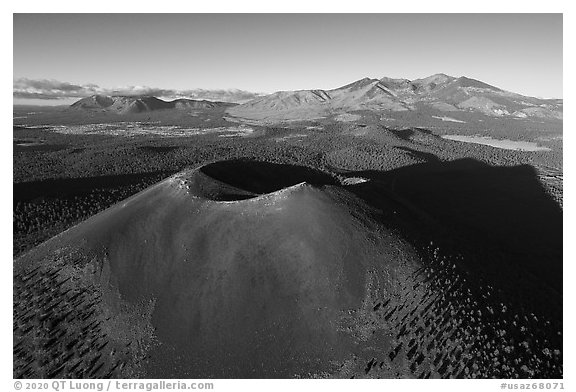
(226, 74), (563, 122)
(70, 95), (235, 114)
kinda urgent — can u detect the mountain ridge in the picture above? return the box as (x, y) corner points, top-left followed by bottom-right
(70, 95), (235, 114)
(226, 73), (563, 122)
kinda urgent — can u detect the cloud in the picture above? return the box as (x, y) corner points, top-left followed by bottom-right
(13, 78), (263, 103)
(13, 78), (100, 100)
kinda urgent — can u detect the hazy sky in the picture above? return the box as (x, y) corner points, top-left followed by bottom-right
(13, 14), (563, 104)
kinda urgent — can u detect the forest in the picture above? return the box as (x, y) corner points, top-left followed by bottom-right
(13, 109), (563, 257)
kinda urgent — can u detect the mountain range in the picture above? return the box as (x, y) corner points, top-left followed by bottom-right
(69, 74), (562, 122)
(225, 73), (563, 122)
(70, 95), (234, 114)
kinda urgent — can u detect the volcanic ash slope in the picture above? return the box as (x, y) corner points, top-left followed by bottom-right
(14, 162), (424, 378)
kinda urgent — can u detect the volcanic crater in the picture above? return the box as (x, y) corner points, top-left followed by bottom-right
(13, 159), (563, 379)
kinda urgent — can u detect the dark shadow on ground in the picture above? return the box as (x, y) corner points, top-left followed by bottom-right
(394, 146), (441, 163)
(13, 171), (175, 203)
(388, 128), (414, 141)
(387, 127), (434, 142)
(344, 157), (563, 318)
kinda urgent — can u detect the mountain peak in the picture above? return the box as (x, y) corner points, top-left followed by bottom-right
(378, 77), (412, 90)
(413, 73), (455, 85)
(455, 76), (502, 91)
(430, 72), (452, 78)
(336, 77), (379, 91)
(70, 95), (233, 114)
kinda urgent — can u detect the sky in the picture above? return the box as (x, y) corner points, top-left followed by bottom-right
(13, 13), (563, 105)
